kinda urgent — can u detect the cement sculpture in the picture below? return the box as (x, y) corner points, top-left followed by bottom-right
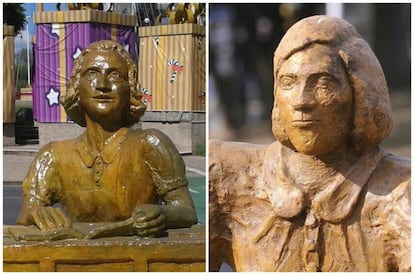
(209, 15), (410, 272)
(16, 40), (197, 239)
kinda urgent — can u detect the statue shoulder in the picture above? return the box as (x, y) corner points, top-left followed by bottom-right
(365, 151), (411, 271)
(34, 138), (78, 160)
(129, 129), (183, 170)
(209, 139), (269, 198)
(129, 128), (177, 150)
(209, 139), (267, 169)
(368, 150), (410, 193)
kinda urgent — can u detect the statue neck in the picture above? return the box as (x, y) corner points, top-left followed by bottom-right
(84, 116), (123, 152)
(282, 143), (361, 199)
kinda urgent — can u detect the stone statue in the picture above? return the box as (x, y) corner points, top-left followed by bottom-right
(16, 40), (197, 239)
(209, 15), (410, 272)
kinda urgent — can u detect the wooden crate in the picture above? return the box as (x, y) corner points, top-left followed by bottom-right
(138, 24), (206, 111)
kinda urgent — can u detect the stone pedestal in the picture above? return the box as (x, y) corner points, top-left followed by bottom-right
(37, 122), (85, 146)
(4, 224), (205, 272)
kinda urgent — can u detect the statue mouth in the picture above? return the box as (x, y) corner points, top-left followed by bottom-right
(291, 119), (320, 128)
(93, 95), (114, 101)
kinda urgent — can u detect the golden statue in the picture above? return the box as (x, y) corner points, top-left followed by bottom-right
(17, 40), (197, 239)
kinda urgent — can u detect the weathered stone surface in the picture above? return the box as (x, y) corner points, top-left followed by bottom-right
(209, 15), (410, 272)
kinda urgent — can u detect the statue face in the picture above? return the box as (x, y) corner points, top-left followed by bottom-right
(275, 44), (353, 156)
(78, 50), (130, 124)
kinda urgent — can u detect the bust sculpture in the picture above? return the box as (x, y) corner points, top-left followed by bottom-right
(209, 15), (410, 272)
(16, 40), (197, 239)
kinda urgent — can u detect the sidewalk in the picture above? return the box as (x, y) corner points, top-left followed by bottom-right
(3, 144), (206, 184)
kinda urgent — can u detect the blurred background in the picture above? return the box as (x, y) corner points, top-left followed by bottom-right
(209, 3), (411, 157)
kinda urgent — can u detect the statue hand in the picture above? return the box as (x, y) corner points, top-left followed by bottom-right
(132, 204), (166, 237)
(30, 206), (72, 231)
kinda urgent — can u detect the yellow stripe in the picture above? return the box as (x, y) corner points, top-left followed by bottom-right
(156, 34), (167, 110)
(57, 21), (67, 122)
(34, 10), (136, 26)
(138, 24), (205, 38)
(111, 24), (117, 41)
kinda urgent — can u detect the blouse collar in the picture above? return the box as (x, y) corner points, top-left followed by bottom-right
(75, 127), (129, 167)
(264, 143), (385, 223)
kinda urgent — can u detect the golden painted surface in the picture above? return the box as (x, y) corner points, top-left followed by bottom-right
(17, 40), (198, 240)
(4, 225), (206, 272)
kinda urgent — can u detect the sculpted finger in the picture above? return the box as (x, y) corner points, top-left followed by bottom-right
(136, 224), (166, 237)
(43, 207), (65, 229)
(133, 207), (161, 222)
(54, 208), (72, 228)
(40, 207), (60, 230)
(134, 214), (165, 229)
(31, 209), (47, 231)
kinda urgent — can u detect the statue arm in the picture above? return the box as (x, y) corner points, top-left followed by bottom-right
(208, 140), (239, 271)
(389, 178), (411, 271)
(16, 144), (64, 227)
(139, 129), (197, 229)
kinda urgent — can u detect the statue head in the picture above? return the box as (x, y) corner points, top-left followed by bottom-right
(272, 15), (393, 155)
(61, 40), (146, 127)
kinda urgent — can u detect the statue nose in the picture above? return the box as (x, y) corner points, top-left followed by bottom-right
(95, 74), (111, 92)
(293, 82), (316, 111)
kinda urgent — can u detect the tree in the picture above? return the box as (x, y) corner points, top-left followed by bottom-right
(3, 3), (27, 35)
(15, 48), (33, 92)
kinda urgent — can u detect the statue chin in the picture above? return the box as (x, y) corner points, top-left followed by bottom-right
(275, 128), (345, 156)
(278, 138), (338, 157)
(293, 143), (326, 156)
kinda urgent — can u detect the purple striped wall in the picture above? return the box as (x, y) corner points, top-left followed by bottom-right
(33, 22), (137, 123)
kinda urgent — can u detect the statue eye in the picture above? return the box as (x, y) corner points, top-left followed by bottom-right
(315, 75), (336, 91)
(279, 75), (296, 89)
(108, 71), (123, 81)
(86, 70), (98, 80)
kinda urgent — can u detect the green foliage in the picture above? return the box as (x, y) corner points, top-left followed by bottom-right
(15, 48), (32, 91)
(195, 144), (205, 156)
(3, 3), (27, 35)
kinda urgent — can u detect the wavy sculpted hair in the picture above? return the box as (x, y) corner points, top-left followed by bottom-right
(61, 40), (147, 127)
(272, 15), (393, 154)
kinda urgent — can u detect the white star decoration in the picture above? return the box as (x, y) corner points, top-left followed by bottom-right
(73, 47), (82, 60)
(121, 42), (130, 53)
(46, 88), (60, 106)
(51, 24), (60, 37)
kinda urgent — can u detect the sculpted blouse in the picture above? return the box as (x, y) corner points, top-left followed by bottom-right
(17, 128), (188, 223)
(209, 140), (411, 272)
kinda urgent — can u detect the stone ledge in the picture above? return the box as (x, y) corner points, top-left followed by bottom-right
(4, 224), (206, 272)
